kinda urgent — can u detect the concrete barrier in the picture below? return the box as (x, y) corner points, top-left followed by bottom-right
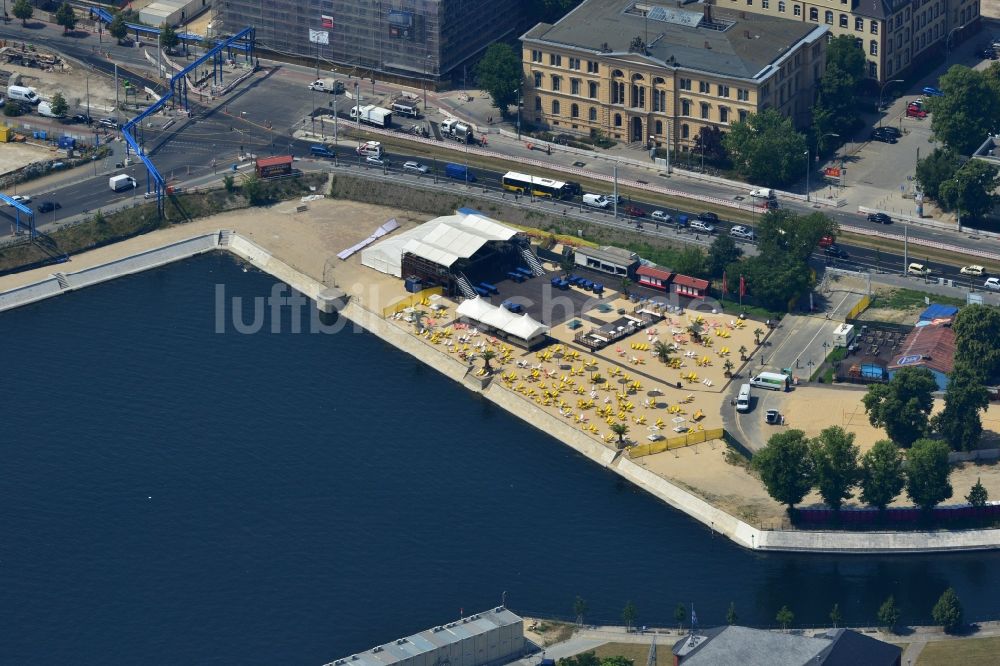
(63, 233), (219, 291)
(0, 277), (63, 313)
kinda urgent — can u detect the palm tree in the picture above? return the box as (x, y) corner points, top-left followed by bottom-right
(738, 345), (748, 361)
(411, 309), (427, 333)
(753, 327), (764, 345)
(723, 359), (735, 377)
(653, 340), (674, 364)
(687, 321), (704, 342)
(609, 422), (630, 449)
(480, 349), (497, 373)
(620, 276), (632, 296)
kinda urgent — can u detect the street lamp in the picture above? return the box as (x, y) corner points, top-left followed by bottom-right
(877, 79), (903, 128)
(514, 83), (522, 140)
(946, 24), (967, 62)
(804, 149), (810, 202)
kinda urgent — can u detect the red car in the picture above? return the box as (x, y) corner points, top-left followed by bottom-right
(819, 235), (835, 248)
(624, 204), (646, 217)
(906, 104), (927, 118)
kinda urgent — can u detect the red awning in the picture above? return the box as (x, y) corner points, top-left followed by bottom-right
(673, 274), (709, 290)
(256, 155), (293, 168)
(636, 265), (673, 281)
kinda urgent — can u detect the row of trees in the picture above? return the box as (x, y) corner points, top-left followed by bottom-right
(571, 587), (964, 636)
(12, 0), (76, 32)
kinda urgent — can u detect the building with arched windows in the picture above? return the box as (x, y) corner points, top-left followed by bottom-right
(522, 0), (828, 152)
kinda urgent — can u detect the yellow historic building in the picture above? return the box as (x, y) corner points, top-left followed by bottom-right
(521, 0), (829, 151)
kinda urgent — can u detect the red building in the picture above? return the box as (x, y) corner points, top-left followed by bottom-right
(635, 265), (709, 299)
(673, 274), (709, 299)
(636, 265), (673, 290)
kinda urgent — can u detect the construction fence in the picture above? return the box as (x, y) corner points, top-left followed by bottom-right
(381, 286), (444, 318)
(626, 427), (725, 458)
(845, 295), (872, 321)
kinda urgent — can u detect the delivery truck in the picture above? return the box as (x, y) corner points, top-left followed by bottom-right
(749, 372), (790, 392)
(308, 78), (343, 94)
(444, 163), (475, 182)
(109, 174), (137, 191)
(350, 104), (392, 128)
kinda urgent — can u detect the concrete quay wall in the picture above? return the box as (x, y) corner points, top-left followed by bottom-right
(0, 276), (63, 312)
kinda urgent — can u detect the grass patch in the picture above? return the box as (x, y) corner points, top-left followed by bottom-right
(810, 345), (848, 382)
(874, 288), (966, 311)
(591, 643), (672, 665)
(917, 635), (1000, 665)
(532, 621), (576, 645)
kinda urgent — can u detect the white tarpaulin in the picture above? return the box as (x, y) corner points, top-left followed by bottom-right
(309, 29), (330, 45)
(456, 297), (549, 344)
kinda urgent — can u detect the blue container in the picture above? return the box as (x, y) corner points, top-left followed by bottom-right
(404, 277), (422, 293)
(38, 131), (46, 140)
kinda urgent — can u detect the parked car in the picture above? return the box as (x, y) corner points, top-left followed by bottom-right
(906, 104), (928, 119)
(867, 212), (892, 224)
(961, 265), (987, 276)
(6, 194), (31, 205)
(689, 219), (715, 233)
(37, 200), (60, 213)
(605, 194), (624, 204)
(650, 210), (672, 224)
(730, 225), (755, 240)
(824, 244), (849, 259)
(907, 262), (932, 276)
(365, 155), (387, 167)
(698, 212), (720, 223)
(985, 277), (1000, 290)
(765, 409), (782, 425)
(922, 86), (944, 97)
(402, 161), (428, 174)
(879, 126), (902, 139)
(624, 204), (646, 218)
(870, 128), (898, 143)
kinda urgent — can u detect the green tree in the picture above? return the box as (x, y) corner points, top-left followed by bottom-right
(859, 440), (905, 511)
(751, 429), (815, 511)
(672, 246), (708, 278)
(953, 304), (1000, 380)
(809, 426), (860, 512)
(915, 148), (960, 200)
(109, 12), (128, 44)
(938, 159), (1000, 221)
(223, 174), (236, 192)
(775, 605), (794, 631)
(694, 125), (727, 162)
(160, 23), (180, 53)
(653, 341), (674, 365)
(674, 602), (686, 631)
(480, 349), (497, 373)
(756, 210), (838, 263)
(931, 588), (963, 634)
(734, 254), (813, 312)
(609, 422), (630, 449)
(933, 363), (989, 452)
(573, 596), (588, 626)
(474, 43), (521, 115)
(622, 600), (638, 633)
(905, 438), (953, 511)
(929, 65), (1000, 154)
(829, 603), (842, 628)
(723, 108), (808, 187)
(241, 173), (268, 205)
(620, 276), (631, 296)
(812, 58), (861, 148)
(707, 234), (743, 278)
(12, 0), (32, 26)
(49, 92), (68, 117)
(54, 2), (76, 32)
(966, 477), (988, 508)
(825, 34), (866, 86)
(559, 652), (600, 666)
(599, 657), (632, 666)
(877, 595), (901, 633)
(726, 602), (738, 625)
(862, 367), (937, 447)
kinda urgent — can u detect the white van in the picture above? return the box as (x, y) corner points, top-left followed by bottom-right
(583, 193), (610, 209)
(735, 384), (751, 412)
(391, 101), (420, 118)
(749, 188), (775, 199)
(7, 85), (40, 105)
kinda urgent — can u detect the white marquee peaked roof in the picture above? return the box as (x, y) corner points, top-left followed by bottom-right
(456, 297), (549, 343)
(361, 213), (517, 277)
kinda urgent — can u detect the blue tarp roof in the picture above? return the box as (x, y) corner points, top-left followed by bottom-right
(919, 304), (959, 321)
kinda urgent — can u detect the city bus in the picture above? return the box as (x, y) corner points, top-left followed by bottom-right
(500, 171), (568, 199)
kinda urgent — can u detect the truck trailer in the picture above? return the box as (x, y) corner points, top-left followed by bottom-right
(350, 105), (392, 128)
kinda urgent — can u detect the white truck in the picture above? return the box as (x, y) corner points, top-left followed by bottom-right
(582, 193), (610, 209)
(37, 101), (63, 118)
(350, 104), (392, 128)
(439, 118), (473, 143)
(109, 174), (137, 192)
(308, 78), (343, 94)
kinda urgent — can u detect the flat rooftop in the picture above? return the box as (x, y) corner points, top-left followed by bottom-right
(524, 0), (824, 79)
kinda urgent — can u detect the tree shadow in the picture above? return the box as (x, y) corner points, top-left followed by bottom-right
(21, 21), (47, 30)
(61, 29), (91, 39)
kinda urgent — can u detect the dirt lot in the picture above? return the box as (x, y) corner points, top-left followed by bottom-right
(4, 59), (118, 116)
(0, 141), (57, 176)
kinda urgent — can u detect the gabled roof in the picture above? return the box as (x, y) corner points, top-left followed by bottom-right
(456, 297), (549, 342)
(814, 628), (903, 666)
(672, 626), (901, 666)
(673, 274), (709, 290)
(888, 323), (956, 375)
(637, 265), (674, 280)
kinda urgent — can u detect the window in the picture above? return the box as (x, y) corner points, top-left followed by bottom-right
(549, 54), (561, 66)
(699, 81), (710, 93)
(588, 81), (598, 98)
(571, 79), (580, 95)
(679, 78), (692, 90)
(718, 84), (730, 97)
(533, 72), (542, 88)
(794, 4), (801, 16)
(569, 57), (580, 70)
(840, 14), (848, 27)
(612, 80), (625, 104)
(825, 10), (833, 23)
(552, 100), (560, 115)
(855, 16), (863, 30)
(681, 99), (691, 115)
(720, 107), (729, 123)
(747, 0), (753, 5)
(681, 124), (690, 139)
(868, 61), (877, 78)
(551, 75), (561, 91)
(737, 88), (749, 101)
(872, 21), (879, 34)
(855, 37), (863, 49)
(588, 107), (597, 121)
(587, 60), (598, 73)
(534, 97), (541, 111)
(778, 0), (785, 11)
(614, 113), (622, 127)
(631, 84), (645, 108)
(531, 50), (542, 63)
(739, 109), (748, 122)
(762, 0), (768, 7)
(700, 102), (710, 119)
(870, 40), (878, 55)
(809, 7), (818, 20)
(760, 83), (769, 97)
(653, 88), (666, 112)
(570, 103), (579, 118)
(655, 120), (663, 134)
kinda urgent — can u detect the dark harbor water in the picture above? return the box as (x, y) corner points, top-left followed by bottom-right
(2, 253), (999, 664)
